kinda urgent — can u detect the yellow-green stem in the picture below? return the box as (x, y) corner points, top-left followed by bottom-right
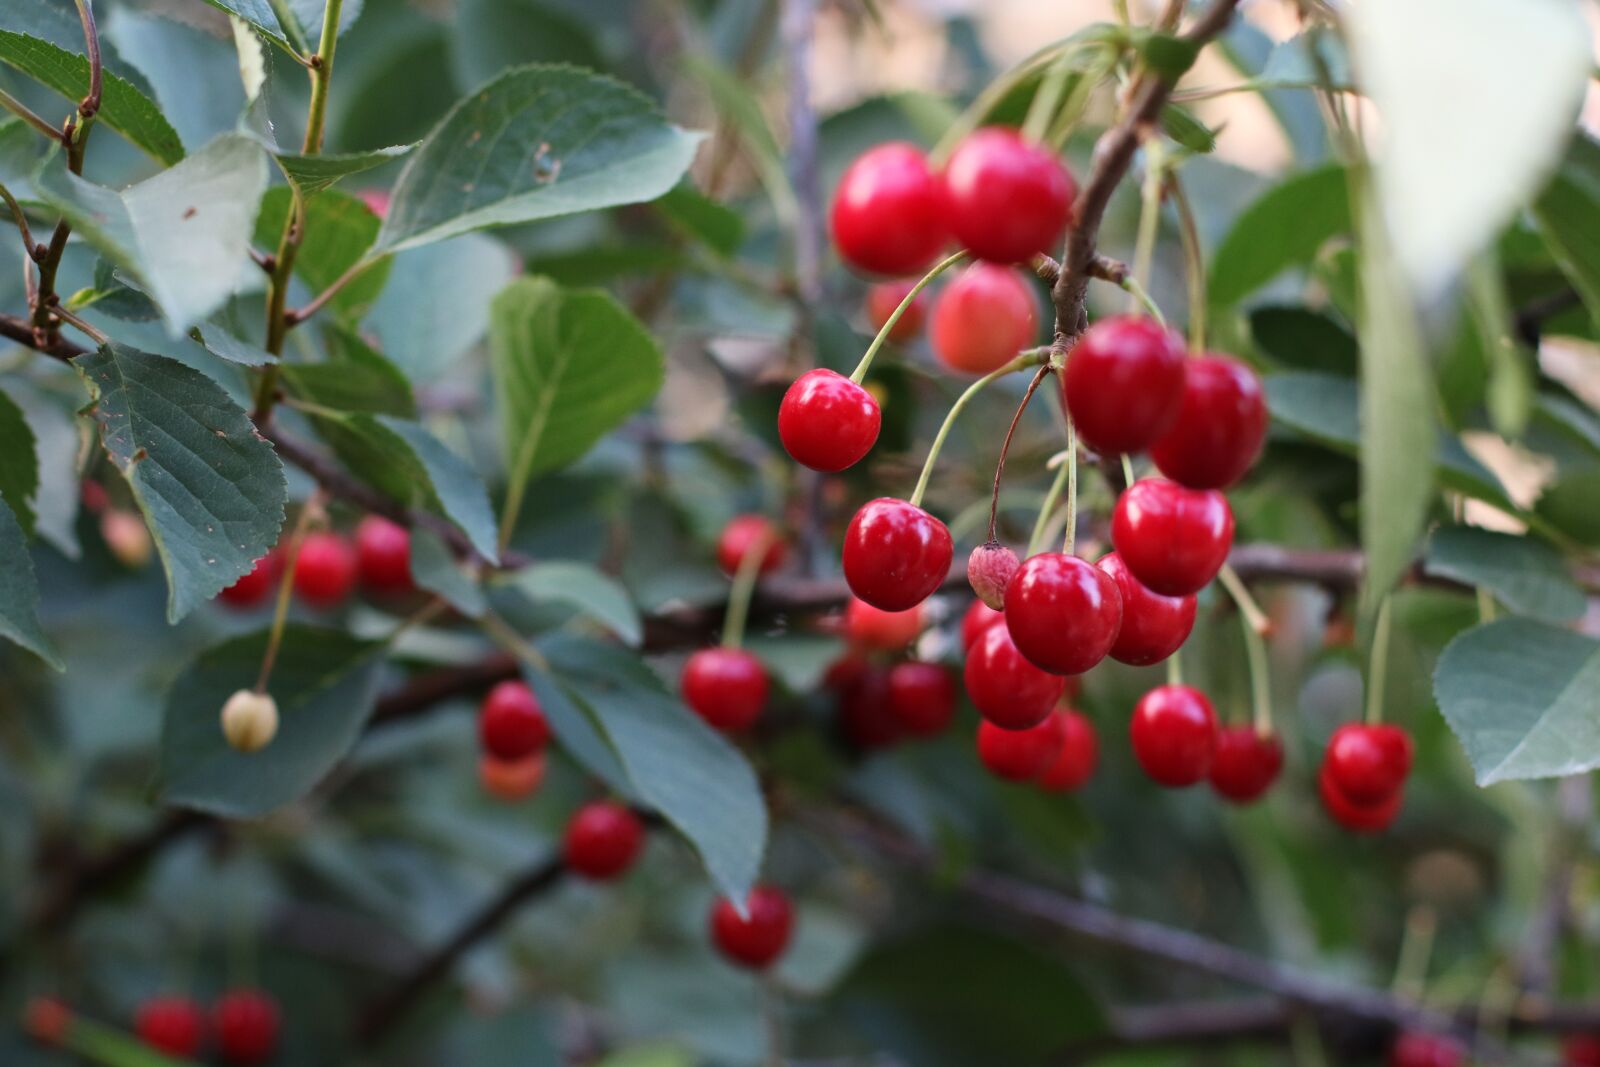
(849, 251), (967, 384)
(721, 530), (773, 650)
(1166, 647), (1183, 687)
(481, 610), (552, 673)
(1027, 451), (1070, 557)
(1167, 170), (1207, 349)
(1120, 452), (1135, 488)
(1060, 413), (1079, 556)
(1127, 140), (1166, 313)
(1120, 275), (1165, 326)
(1389, 905), (1437, 999)
(255, 499), (320, 693)
(910, 351), (1047, 509)
(1218, 565), (1273, 734)
(1364, 595), (1393, 725)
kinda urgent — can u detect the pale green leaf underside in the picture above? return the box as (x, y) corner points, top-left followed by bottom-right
(407, 526), (486, 618)
(275, 144), (412, 199)
(509, 561), (642, 646)
(1424, 526), (1584, 623)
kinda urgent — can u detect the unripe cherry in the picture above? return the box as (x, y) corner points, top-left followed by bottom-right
(977, 714), (1065, 781)
(777, 369), (882, 472)
(865, 278), (928, 342)
(564, 801), (645, 880)
(842, 498), (952, 612)
(22, 996), (71, 1046)
(830, 142), (948, 276)
(101, 509), (153, 568)
(716, 515), (788, 577)
(710, 885), (796, 969)
(221, 689), (279, 753)
(967, 541), (1019, 610)
(845, 597), (924, 651)
(479, 752), (546, 802)
(964, 620), (1065, 730)
(1038, 708), (1098, 792)
(930, 263), (1038, 375)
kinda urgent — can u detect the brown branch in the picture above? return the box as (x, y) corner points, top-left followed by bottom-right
(0, 312), (87, 362)
(29, 810), (209, 931)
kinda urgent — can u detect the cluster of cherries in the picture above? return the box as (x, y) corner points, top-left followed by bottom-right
(1319, 721), (1414, 834)
(21, 988), (283, 1063)
(476, 679), (552, 801)
(219, 515), (414, 611)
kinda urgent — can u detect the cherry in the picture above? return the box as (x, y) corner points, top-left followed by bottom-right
(1318, 763), (1404, 834)
(836, 663), (903, 751)
(886, 661), (956, 737)
(292, 531), (357, 608)
(354, 515), (413, 594)
(845, 597), (925, 651)
(1129, 685), (1218, 787)
(1002, 553), (1122, 676)
(1208, 726), (1284, 803)
(564, 801), (646, 880)
(1062, 316), (1188, 455)
(1562, 1035), (1600, 1066)
(717, 514), (788, 577)
(968, 541), (1019, 610)
(842, 498), (953, 612)
(778, 369), (882, 472)
(681, 647), (769, 733)
(977, 714), (1064, 782)
(478, 680), (550, 761)
(830, 142), (947, 276)
(1096, 552), (1195, 666)
(479, 752), (547, 801)
(1150, 354), (1267, 490)
(960, 599), (1004, 651)
(221, 689), (279, 753)
(1323, 724), (1414, 805)
(1388, 1032), (1465, 1067)
(135, 996), (205, 1057)
(212, 989), (279, 1065)
(101, 509), (153, 568)
(23, 997), (71, 1046)
(710, 885), (795, 969)
(865, 279), (928, 342)
(930, 263), (1038, 375)
(941, 127), (1076, 264)
(1038, 708), (1098, 792)
(964, 620), (1065, 730)
(218, 549), (282, 608)
(1111, 478), (1234, 597)
(357, 187), (390, 218)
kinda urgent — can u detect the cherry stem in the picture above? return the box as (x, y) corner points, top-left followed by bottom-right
(1167, 169), (1207, 350)
(480, 610), (551, 673)
(255, 497), (321, 694)
(1022, 52), (1074, 144)
(848, 250), (968, 385)
(1059, 409), (1079, 556)
(910, 350), (1047, 510)
(1120, 452), (1135, 489)
(1364, 595), (1393, 726)
(1166, 647), (1183, 687)
(1218, 565), (1273, 735)
(720, 530), (773, 651)
(1127, 139), (1166, 314)
(1119, 275), (1166, 326)
(1389, 905), (1437, 999)
(1476, 585), (1496, 624)
(987, 363), (1053, 541)
(1026, 452), (1071, 557)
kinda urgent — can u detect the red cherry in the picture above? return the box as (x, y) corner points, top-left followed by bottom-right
(1150, 354), (1267, 490)
(354, 515), (412, 594)
(836, 663), (903, 750)
(23, 997), (71, 1046)
(930, 263), (1038, 375)
(1207, 726), (1284, 803)
(212, 989), (279, 1065)
(1562, 1035), (1600, 1066)
(717, 515), (788, 577)
(479, 752), (546, 801)
(1130, 685), (1218, 787)
(1318, 763), (1404, 834)
(564, 801), (645, 880)
(977, 714), (1065, 781)
(1002, 553), (1122, 676)
(1323, 723), (1414, 805)
(357, 187), (390, 218)
(777, 369), (882, 472)
(960, 599), (1004, 651)
(292, 532), (357, 608)
(219, 549), (283, 608)
(964, 621), (1065, 730)
(135, 997), (205, 1057)
(1062, 316), (1188, 455)
(682, 647), (768, 733)
(830, 142), (947, 275)
(1111, 478), (1234, 597)
(842, 498), (953, 612)
(478, 680), (549, 760)
(845, 597), (925, 651)
(941, 127), (1076, 264)
(710, 885), (795, 969)
(865, 279), (928, 342)
(886, 661), (956, 736)
(1388, 1032), (1465, 1067)
(1038, 708), (1098, 791)
(1095, 552), (1195, 666)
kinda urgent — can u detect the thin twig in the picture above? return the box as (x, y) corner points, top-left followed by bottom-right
(0, 87), (64, 143)
(0, 181), (41, 257)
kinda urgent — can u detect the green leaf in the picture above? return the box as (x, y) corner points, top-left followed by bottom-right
(1535, 467), (1600, 547)
(3, 1), (163, 95)
(551, 636), (766, 901)
(407, 527), (485, 618)
(274, 144), (412, 200)
(520, 663), (632, 796)
(4, 380), (81, 559)
(365, 233), (518, 382)
(0, 385), (39, 535)
(376, 64), (703, 253)
(197, 0), (301, 57)
(490, 276), (664, 489)
(160, 626), (385, 817)
(1265, 372), (1513, 510)
(1532, 134), (1600, 333)
(450, 0), (604, 91)
(681, 54), (795, 221)
(187, 322), (275, 367)
(1208, 164), (1350, 311)
(281, 329), (415, 416)
(1248, 305), (1357, 376)
(654, 183), (743, 257)
(0, 29), (185, 165)
(35, 133), (269, 334)
(312, 413), (498, 562)
(255, 186), (392, 320)
(1435, 618), (1600, 785)
(1159, 103), (1215, 154)
(75, 343), (287, 622)
(506, 561), (642, 647)
(1424, 526), (1584, 623)
(0, 493), (60, 670)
